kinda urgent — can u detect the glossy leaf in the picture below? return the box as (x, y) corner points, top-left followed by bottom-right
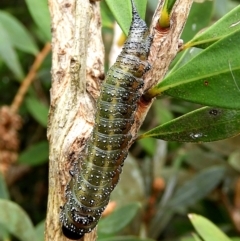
(105, 0), (147, 35)
(139, 107), (240, 143)
(0, 11), (38, 55)
(184, 5), (240, 49)
(181, 0), (214, 42)
(151, 30), (240, 109)
(25, 97), (49, 127)
(98, 203), (141, 234)
(18, 141), (49, 166)
(0, 199), (36, 241)
(168, 48), (203, 76)
(189, 214), (231, 241)
(99, 236), (155, 241)
(25, 0), (51, 41)
(0, 22), (24, 80)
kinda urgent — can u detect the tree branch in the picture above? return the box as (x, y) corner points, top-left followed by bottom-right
(132, 0), (193, 140)
(46, 0), (104, 240)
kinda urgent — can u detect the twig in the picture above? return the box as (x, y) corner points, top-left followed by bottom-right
(10, 42), (51, 114)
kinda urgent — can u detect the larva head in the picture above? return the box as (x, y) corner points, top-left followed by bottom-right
(62, 225), (84, 240)
(122, 0), (152, 61)
(129, 0), (149, 37)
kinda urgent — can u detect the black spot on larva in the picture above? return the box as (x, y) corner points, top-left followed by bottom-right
(60, 0), (152, 238)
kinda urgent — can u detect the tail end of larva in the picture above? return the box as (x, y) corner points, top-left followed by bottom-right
(131, 0), (141, 22)
(129, 0), (148, 32)
(62, 225), (84, 240)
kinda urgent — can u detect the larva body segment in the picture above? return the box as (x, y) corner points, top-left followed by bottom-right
(60, 0), (152, 239)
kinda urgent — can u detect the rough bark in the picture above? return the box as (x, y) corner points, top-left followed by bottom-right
(45, 0), (192, 241)
(46, 0), (104, 240)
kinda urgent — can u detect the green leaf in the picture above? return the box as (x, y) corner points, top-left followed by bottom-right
(105, 0), (147, 35)
(152, 30), (240, 109)
(180, 237), (193, 241)
(0, 11), (38, 55)
(0, 224), (9, 241)
(168, 166), (225, 209)
(165, 0), (177, 14)
(98, 236), (155, 241)
(25, 0), (51, 41)
(0, 199), (36, 241)
(192, 233), (202, 241)
(101, 1), (115, 29)
(0, 22), (24, 80)
(0, 175), (9, 200)
(35, 220), (45, 241)
(138, 138), (156, 156)
(25, 97), (48, 127)
(139, 107), (240, 143)
(228, 151), (240, 172)
(189, 214), (231, 241)
(185, 5), (240, 49)
(98, 203), (141, 234)
(181, 236), (197, 241)
(18, 141), (49, 166)
(181, 0), (214, 42)
(169, 48), (203, 75)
